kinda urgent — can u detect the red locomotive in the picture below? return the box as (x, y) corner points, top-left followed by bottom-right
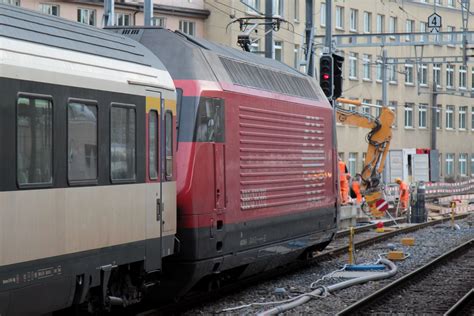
(115, 28), (339, 297)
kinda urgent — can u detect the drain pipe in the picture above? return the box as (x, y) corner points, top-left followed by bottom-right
(257, 259), (397, 316)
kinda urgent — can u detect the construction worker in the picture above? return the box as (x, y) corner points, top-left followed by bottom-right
(395, 178), (409, 212)
(338, 157), (350, 205)
(351, 176), (363, 204)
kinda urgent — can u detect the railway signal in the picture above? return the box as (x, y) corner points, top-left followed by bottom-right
(332, 52), (344, 99)
(319, 54), (333, 98)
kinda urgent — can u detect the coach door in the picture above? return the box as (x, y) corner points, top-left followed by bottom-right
(212, 98), (225, 210)
(145, 95), (163, 272)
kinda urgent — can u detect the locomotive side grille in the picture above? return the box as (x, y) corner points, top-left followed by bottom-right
(239, 106), (327, 211)
(220, 57), (320, 100)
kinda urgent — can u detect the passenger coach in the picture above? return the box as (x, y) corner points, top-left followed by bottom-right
(0, 5), (177, 314)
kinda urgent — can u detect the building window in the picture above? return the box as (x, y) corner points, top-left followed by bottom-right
(376, 59), (382, 81)
(348, 152), (357, 177)
(436, 105), (442, 129)
(420, 22), (426, 42)
(116, 13), (131, 26)
(363, 11), (372, 33)
(405, 64), (414, 84)
(250, 41), (259, 54)
(293, 45), (299, 68)
(77, 8), (96, 26)
(68, 101), (98, 182)
(17, 96), (53, 186)
(446, 64), (454, 88)
(273, 40), (282, 61)
(419, 64), (428, 86)
(389, 16), (397, 35)
(433, 63), (441, 87)
(404, 103), (413, 128)
(472, 68), (474, 90)
(179, 20), (195, 36)
(293, 0), (299, 21)
(459, 66), (467, 89)
(435, 0), (442, 4)
(418, 104), (427, 128)
(149, 111), (158, 180)
(389, 101), (397, 127)
(375, 100), (383, 117)
(362, 152), (367, 170)
(446, 105), (454, 129)
(447, 26), (456, 44)
(471, 107), (474, 130)
(336, 6), (344, 29)
(376, 14), (385, 33)
(363, 54), (371, 80)
(459, 106), (467, 130)
(446, 153), (454, 176)
(350, 9), (358, 32)
(471, 155), (474, 175)
(111, 105), (136, 181)
(244, 0), (260, 14)
(40, 3), (59, 16)
(459, 154), (467, 177)
(273, 0), (284, 16)
(349, 52), (358, 79)
(362, 103), (371, 115)
(448, 0), (455, 7)
(405, 19), (414, 41)
(1, 0), (20, 6)
(389, 64), (397, 83)
(152, 16), (166, 27)
(320, 3), (326, 27)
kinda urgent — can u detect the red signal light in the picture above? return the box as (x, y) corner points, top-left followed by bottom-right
(323, 73), (330, 80)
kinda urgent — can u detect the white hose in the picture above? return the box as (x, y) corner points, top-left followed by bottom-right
(257, 259), (397, 316)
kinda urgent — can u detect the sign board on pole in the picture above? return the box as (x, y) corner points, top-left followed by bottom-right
(428, 13), (442, 33)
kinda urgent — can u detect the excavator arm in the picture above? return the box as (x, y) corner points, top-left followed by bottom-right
(336, 98), (395, 217)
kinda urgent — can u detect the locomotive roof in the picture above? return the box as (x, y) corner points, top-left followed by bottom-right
(0, 4), (166, 70)
(111, 27), (322, 100)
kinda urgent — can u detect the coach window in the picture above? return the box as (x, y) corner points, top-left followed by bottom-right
(111, 104), (136, 182)
(194, 97), (225, 142)
(165, 111), (173, 179)
(149, 110), (158, 180)
(17, 95), (53, 186)
(68, 100), (98, 183)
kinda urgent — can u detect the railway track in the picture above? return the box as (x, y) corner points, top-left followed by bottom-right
(337, 238), (474, 315)
(139, 214), (469, 315)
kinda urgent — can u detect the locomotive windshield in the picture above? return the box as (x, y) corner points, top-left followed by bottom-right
(177, 96), (225, 143)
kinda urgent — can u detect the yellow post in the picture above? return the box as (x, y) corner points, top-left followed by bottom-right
(348, 226), (354, 264)
(450, 201), (456, 229)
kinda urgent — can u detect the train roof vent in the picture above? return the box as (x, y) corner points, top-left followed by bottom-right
(219, 57), (320, 100)
(120, 28), (143, 41)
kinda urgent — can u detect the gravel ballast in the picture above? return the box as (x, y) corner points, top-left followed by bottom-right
(183, 215), (474, 315)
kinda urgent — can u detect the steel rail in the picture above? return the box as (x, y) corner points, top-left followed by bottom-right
(318, 214), (468, 262)
(444, 288), (474, 316)
(139, 214), (469, 315)
(337, 238), (474, 315)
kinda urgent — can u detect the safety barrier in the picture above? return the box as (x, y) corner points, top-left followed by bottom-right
(384, 178), (474, 198)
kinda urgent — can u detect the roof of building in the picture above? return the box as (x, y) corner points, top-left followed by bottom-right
(0, 3), (166, 70)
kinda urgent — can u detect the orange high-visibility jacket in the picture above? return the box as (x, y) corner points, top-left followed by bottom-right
(338, 160), (347, 181)
(352, 180), (362, 203)
(399, 181), (409, 202)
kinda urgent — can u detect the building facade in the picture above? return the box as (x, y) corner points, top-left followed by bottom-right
(204, 0), (307, 69)
(4, 0), (474, 182)
(2, 0), (209, 37)
(205, 0), (474, 182)
(316, 0), (474, 182)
